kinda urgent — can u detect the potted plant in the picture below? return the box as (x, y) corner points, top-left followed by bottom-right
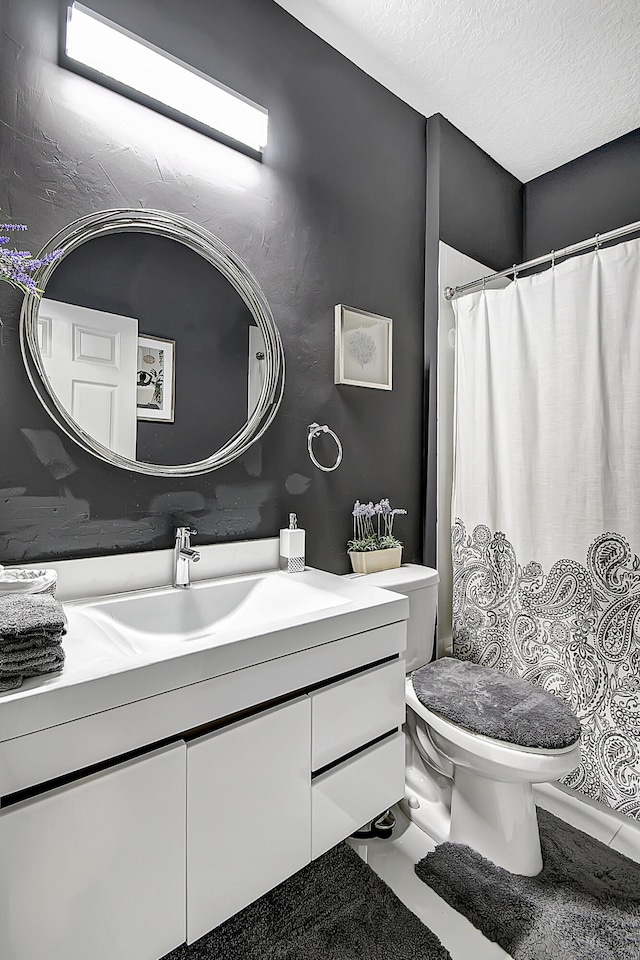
(347, 498), (407, 574)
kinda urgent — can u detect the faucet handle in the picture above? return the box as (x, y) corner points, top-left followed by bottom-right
(175, 525), (197, 545)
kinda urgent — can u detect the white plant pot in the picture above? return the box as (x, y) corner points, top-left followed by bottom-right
(348, 547), (402, 574)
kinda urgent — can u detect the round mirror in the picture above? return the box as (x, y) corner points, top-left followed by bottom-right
(20, 209), (285, 476)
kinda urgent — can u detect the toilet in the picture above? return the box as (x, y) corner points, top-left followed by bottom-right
(351, 563), (582, 876)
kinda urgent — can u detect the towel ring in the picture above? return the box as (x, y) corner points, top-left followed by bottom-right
(307, 422), (343, 472)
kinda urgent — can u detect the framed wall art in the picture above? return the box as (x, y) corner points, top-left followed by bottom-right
(136, 334), (176, 422)
(334, 305), (392, 390)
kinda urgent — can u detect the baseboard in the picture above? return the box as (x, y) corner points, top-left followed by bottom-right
(534, 781), (640, 864)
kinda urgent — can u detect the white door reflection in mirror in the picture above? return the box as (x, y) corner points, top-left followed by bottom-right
(39, 298), (138, 459)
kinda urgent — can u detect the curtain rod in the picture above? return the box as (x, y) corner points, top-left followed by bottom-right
(443, 218), (640, 301)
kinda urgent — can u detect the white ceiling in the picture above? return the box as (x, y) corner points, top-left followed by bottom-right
(273, 0), (640, 182)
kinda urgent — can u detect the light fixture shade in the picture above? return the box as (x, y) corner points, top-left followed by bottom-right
(63, 3), (268, 156)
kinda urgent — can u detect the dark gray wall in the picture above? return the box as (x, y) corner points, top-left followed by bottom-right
(524, 127), (640, 259)
(436, 116), (523, 272)
(423, 114), (523, 565)
(0, 0), (426, 571)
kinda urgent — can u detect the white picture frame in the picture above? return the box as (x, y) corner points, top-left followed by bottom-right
(334, 304), (393, 390)
(136, 334), (176, 422)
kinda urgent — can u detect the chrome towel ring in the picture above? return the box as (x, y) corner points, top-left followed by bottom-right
(307, 422), (343, 472)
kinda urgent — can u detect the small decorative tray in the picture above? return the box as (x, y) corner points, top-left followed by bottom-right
(0, 569), (57, 595)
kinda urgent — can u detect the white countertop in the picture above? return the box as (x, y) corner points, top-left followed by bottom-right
(0, 567), (408, 742)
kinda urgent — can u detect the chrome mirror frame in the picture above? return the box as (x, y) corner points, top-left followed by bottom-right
(20, 209), (285, 476)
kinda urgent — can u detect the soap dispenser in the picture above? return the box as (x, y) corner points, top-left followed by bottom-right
(279, 513), (305, 573)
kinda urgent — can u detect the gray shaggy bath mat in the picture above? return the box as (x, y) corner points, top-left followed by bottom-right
(415, 807), (640, 960)
(165, 841), (452, 960)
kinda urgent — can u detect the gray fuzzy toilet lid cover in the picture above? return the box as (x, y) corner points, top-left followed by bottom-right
(411, 657), (581, 749)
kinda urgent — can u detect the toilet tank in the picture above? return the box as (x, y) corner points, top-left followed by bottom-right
(345, 564), (439, 673)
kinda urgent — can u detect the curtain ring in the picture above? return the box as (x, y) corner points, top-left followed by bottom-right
(550, 249), (555, 269)
(594, 233), (601, 252)
(482, 275), (486, 291)
(307, 422), (343, 472)
(512, 263), (518, 281)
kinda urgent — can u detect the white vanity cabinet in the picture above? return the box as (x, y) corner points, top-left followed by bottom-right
(186, 696), (312, 942)
(0, 593), (407, 960)
(185, 665), (407, 942)
(309, 659), (406, 857)
(0, 742), (187, 960)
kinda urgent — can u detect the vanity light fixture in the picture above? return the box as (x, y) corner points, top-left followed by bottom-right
(62, 3), (268, 157)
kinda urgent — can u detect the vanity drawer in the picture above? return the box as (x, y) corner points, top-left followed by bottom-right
(310, 659), (405, 771)
(311, 731), (404, 859)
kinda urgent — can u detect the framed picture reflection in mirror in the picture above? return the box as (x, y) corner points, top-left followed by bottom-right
(137, 334), (176, 422)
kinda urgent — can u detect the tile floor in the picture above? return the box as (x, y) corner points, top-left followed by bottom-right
(349, 808), (511, 959)
(349, 789), (640, 960)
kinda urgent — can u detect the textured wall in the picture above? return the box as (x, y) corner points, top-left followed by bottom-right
(524, 127), (640, 258)
(437, 116), (523, 273)
(423, 114), (523, 566)
(0, 0), (426, 572)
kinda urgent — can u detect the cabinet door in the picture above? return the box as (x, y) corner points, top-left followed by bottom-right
(0, 742), (186, 960)
(186, 696), (311, 943)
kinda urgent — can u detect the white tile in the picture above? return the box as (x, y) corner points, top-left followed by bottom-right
(353, 791), (640, 959)
(609, 821), (640, 864)
(349, 808), (511, 960)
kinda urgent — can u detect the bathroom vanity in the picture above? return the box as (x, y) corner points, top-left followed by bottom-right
(0, 565), (407, 960)
(6, 193), (408, 959)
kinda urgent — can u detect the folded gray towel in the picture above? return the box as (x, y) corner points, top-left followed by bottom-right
(0, 643), (66, 670)
(0, 643), (65, 691)
(0, 633), (64, 654)
(0, 594), (66, 644)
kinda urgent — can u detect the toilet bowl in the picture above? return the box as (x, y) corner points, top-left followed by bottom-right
(406, 675), (581, 874)
(349, 564), (581, 876)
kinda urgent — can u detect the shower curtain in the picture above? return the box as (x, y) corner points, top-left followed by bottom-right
(451, 238), (640, 820)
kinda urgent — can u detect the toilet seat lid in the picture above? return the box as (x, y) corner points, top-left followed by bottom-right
(411, 658), (581, 750)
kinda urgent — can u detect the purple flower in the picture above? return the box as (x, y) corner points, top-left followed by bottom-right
(0, 218), (63, 298)
(350, 496), (407, 552)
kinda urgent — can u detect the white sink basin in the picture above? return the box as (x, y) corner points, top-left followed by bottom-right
(71, 571), (350, 650)
(0, 563), (408, 746)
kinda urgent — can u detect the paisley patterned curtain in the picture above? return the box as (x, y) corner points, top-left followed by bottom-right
(451, 239), (640, 821)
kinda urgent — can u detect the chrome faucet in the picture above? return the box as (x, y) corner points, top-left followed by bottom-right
(173, 526), (201, 588)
